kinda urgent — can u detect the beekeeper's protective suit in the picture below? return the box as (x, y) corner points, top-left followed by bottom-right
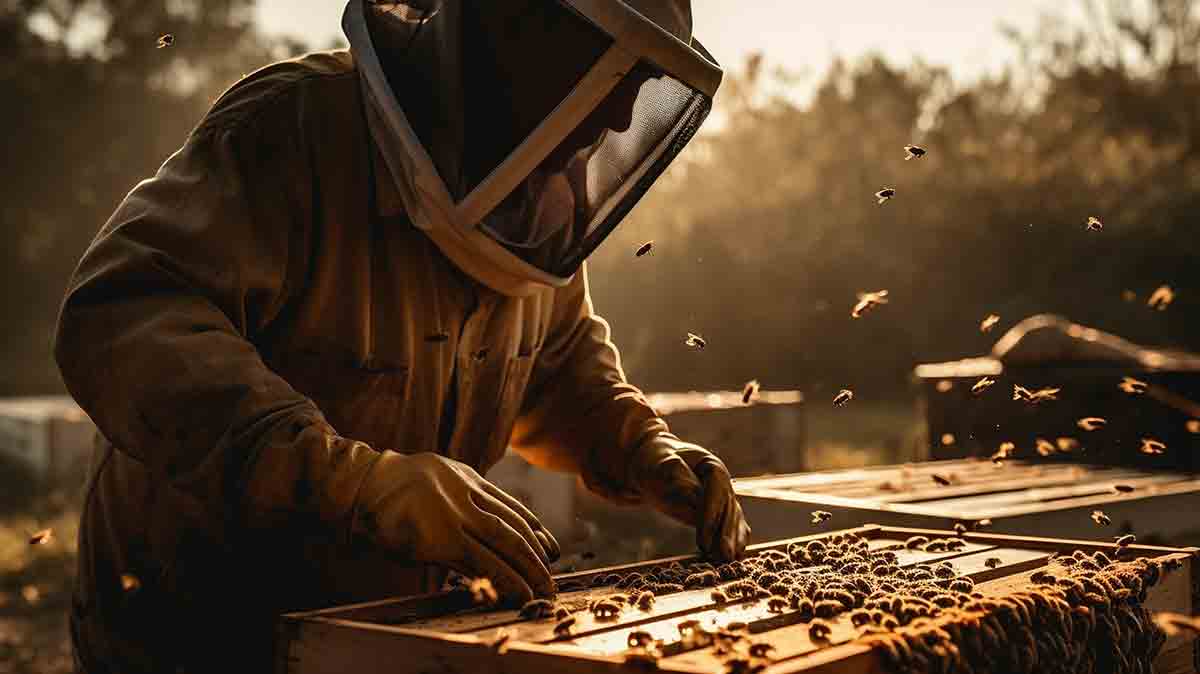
(55, 1), (749, 671)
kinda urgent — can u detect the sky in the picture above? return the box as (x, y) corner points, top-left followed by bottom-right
(255, 1), (1077, 86)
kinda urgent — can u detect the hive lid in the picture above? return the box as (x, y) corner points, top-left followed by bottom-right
(915, 314), (1200, 379)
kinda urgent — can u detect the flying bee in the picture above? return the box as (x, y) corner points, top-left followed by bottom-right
(984, 557), (1002, 569)
(972, 377), (996, 395)
(833, 389), (854, 407)
(990, 442), (1014, 464)
(1122, 289), (1138, 302)
(28, 528), (53, 546)
(1139, 438), (1166, 455)
(904, 144), (927, 160)
(742, 380), (760, 405)
(635, 241), (654, 257)
(1147, 285), (1174, 311)
(156, 33), (175, 49)
(1119, 376), (1148, 394)
(935, 379), (954, 393)
(940, 433), (956, 446)
(685, 332), (707, 349)
(932, 473), (952, 487)
(1077, 417), (1107, 431)
(851, 290), (889, 318)
(811, 510), (833, 525)
(1187, 420), (1200, 434)
(974, 519), (993, 530)
(1085, 216), (1103, 231)
(1055, 437), (1080, 453)
(875, 188), (896, 204)
(980, 314), (1000, 333)
(468, 577), (498, 605)
(1114, 484), (1135, 494)
(1035, 438), (1056, 457)
(953, 523), (967, 536)
(1014, 385), (1061, 404)
(1091, 510), (1112, 526)
(120, 573), (141, 594)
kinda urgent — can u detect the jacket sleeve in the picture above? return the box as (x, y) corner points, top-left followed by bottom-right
(508, 263), (670, 503)
(54, 82), (378, 537)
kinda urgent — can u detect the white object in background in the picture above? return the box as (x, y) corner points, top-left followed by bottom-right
(0, 396), (96, 484)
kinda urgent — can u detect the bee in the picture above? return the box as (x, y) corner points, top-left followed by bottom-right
(971, 376), (996, 395)
(875, 188), (896, 205)
(931, 473), (952, 487)
(1077, 417), (1107, 431)
(974, 518), (993, 530)
(425, 333), (450, 343)
(711, 589), (729, 604)
(767, 596), (789, 613)
(553, 615), (576, 636)
(1091, 510), (1112, 526)
(1147, 285), (1174, 311)
(1115, 534), (1136, 547)
(685, 332), (707, 349)
(904, 536), (929, 549)
(1139, 438), (1166, 455)
(984, 557), (1003, 569)
(1035, 438), (1056, 456)
(1055, 437), (1080, 453)
(940, 433), (956, 446)
(1114, 484), (1135, 494)
(953, 523), (967, 536)
(156, 33), (175, 49)
(1085, 216), (1103, 232)
(468, 577), (498, 605)
(809, 619), (833, 640)
(991, 442), (1014, 464)
(635, 241), (654, 257)
(635, 590), (656, 610)
(627, 630), (656, 648)
(1014, 385), (1061, 404)
(851, 290), (889, 318)
(833, 389), (854, 407)
(488, 629), (512, 654)
(519, 598), (555, 619)
(980, 314), (1001, 333)
(684, 571), (718, 588)
(903, 144), (927, 160)
(1187, 420), (1200, 434)
(120, 573), (142, 593)
(742, 380), (760, 405)
(811, 510), (833, 525)
(28, 528), (53, 546)
(748, 642), (776, 658)
(935, 379), (954, 393)
(591, 599), (622, 620)
(1119, 376), (1148, 394)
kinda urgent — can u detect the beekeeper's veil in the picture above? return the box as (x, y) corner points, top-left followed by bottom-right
(345, 0), (722, 296)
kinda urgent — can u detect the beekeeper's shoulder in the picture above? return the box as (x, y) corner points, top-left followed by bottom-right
(196, 50), (359, 137)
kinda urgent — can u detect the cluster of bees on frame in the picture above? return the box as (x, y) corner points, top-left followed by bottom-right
(474, 530), (1183, 673)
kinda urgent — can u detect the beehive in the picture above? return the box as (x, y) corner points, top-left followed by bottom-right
(736, 459), (1200, 545)
(276, 525), (1198, 673)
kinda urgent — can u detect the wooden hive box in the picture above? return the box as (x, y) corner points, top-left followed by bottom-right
(276, 525), (1199, 674)
(915, 315), (1200, 472)
(736, 458), (1200, 546)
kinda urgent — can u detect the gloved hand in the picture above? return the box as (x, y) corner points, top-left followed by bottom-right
(626, 435), (751, 561)
(343, 450), (561, 603)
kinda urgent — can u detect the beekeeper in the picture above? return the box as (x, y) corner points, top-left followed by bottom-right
(55, 1), (749, 671)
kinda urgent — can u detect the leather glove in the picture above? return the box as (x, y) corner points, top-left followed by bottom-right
(626, 435), (751, 561)
(339, 449), (561, 603)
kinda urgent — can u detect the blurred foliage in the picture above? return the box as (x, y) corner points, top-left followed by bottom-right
(591, 0), (1200, 405)
(0, 0), (1198, 409)
(0, 0), (305, 395)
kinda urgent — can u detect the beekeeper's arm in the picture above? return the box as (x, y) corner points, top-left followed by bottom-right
(511, 266), (751, 561)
